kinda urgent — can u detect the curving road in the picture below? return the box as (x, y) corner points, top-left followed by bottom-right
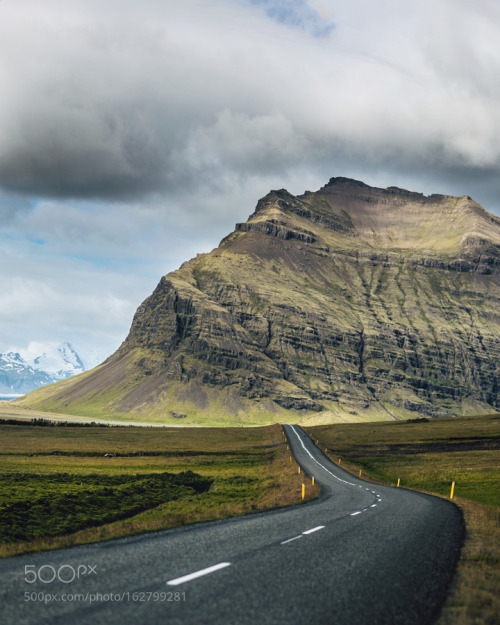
(0, 424), (464, 625)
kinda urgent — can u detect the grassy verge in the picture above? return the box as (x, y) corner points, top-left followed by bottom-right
(308, 414), (500, 625)
(0, 422), (319, 557)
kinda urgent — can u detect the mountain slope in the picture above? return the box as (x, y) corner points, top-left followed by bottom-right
(18, 178), (500, 424)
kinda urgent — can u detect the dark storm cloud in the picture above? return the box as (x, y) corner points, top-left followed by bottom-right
(0, 0), (499, 208)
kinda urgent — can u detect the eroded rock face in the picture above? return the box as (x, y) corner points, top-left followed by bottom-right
(22, 178), (500, 420)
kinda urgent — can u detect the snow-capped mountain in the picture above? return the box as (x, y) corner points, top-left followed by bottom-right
(30, 342), (85, 378)
(0, 343), (85, 396)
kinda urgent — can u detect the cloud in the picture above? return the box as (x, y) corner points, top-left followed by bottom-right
(0, 188), (254, 363)
(174, 110), (310, 188)
(0, 0), (499, 209)
(0, 246), (145, 366)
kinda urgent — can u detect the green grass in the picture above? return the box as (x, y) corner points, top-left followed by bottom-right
(0, 422), (318, 557)
(309, 414), (499, 506)
(10, 378), (294, 427)
(308, 414), (500, 625)
(355, 450), (498, 506)
(0, 471), (211, 543)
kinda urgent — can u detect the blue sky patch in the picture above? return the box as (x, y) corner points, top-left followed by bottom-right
(245, 0), (334, 37)
(29, 237), (46, 246)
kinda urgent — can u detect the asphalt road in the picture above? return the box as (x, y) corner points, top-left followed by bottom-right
(0, 424), (464, 625)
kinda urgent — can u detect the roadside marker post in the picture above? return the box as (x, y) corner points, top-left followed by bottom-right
(302, 484), (305, 500)
(397, 478), (400, 487)
(359, 470), (362, 477)
(339, 458), (341, 465)
(450, 482), (455, 499)
(312, 476), (315, 485)
(298, 466), (301, 474)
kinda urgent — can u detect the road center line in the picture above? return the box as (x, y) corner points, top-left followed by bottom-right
(166, 562), (231, 586)
(288, 426), (353, 486)
(287, 426), (382, 516)
(302, 525), (325, 535)
(281, 535), (303, 545)
(351, 511), (362, 516)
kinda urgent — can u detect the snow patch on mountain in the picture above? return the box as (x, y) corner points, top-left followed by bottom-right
(25, 342), (85, 377)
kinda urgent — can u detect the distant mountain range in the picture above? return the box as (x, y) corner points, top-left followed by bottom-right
(17, 177), (500, 424)
(0, 343), (85, 396)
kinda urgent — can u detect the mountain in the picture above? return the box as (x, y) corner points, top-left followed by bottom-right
(17, 178), (500, 424)
(30, 342), (85, 378)
(0, 343), (85, 396)
(0, 352), (55, 396)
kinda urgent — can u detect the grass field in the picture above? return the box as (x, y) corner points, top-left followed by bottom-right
(308, 414), (500, 625)
(0, 421), (318, 557)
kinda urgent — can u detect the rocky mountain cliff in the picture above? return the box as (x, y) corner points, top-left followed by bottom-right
(18, 178), (500, 424)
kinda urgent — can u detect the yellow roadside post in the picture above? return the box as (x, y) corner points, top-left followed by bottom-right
(338, 458), (341, 465)
(397, 478), (400, 487)
(359, 470), (362, 477)
(450, 482), (455, 499)
(312, 476), (315, 485)
(302, 484), (305, 500)
(298, 466), (301, 474)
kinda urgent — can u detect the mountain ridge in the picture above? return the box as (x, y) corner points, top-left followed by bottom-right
(17, 178), (500, 425)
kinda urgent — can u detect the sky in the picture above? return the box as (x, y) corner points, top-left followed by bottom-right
(1, 0), (500, 368)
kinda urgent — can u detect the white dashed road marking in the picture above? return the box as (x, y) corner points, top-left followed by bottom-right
(287, 425), (383, 520)
(167, 562), (231, 586)
(281, 536), (303, 545)
(302, 526), (325, 535)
